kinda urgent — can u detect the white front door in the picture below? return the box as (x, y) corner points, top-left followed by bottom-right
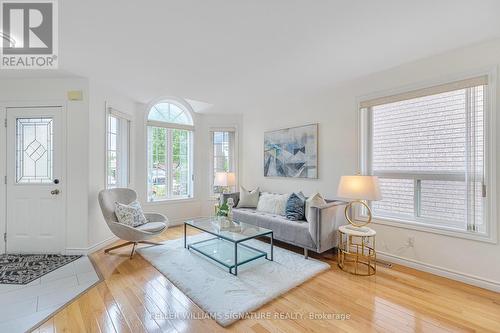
(5, 107), (65, 253)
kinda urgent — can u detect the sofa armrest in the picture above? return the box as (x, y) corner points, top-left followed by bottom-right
(308, 201), (347, 253)
(220, 192), (240, 206)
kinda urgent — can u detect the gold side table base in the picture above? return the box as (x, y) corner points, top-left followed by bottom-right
(337, 227), (376, 276)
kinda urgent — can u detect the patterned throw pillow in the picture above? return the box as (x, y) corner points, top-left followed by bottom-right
(115, 200), (148, 227)
(285, 192), (306, 221)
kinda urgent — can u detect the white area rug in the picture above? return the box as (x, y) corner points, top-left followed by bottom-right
(138, 234), (330, 327)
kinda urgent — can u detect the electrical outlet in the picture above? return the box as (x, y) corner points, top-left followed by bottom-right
(407, 236), (415, 247)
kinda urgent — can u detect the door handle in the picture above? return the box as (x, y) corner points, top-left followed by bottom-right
(50, 189), (60, 195)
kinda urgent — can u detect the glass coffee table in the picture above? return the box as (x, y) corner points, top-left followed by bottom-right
(184, 217), (273, 276)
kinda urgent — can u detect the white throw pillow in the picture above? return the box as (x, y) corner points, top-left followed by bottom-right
(305, 193), (327, 222)
(115, 200), (148, 227)
(257, 192), (290, 215)
(236, 186), (260, 208)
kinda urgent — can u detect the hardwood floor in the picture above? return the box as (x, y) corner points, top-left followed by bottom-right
(33, 226), (500, 333)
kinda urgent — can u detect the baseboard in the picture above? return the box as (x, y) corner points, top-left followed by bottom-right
(65, 216), (204, 255)
(377, 251), (500, 292)
(65, 236), (118, 255)
(168, 215), (205, 226)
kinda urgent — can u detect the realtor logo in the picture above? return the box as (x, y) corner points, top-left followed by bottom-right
(0, 0), (58, 68)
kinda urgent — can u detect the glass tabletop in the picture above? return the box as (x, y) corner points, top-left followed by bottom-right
(185, 217), (272, 242)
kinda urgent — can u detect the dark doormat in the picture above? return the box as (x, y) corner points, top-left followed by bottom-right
(0, 254), (82, 285)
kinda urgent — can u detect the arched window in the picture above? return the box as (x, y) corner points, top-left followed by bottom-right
(148, 102), (193, 125)
(147, 100), (194, 201)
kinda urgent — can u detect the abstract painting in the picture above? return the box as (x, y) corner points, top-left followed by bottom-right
(264, 124), (318, 178)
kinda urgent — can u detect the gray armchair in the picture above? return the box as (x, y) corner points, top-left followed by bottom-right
(98, 188), (168, 258)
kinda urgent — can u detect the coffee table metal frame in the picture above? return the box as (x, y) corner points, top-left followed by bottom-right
(184, 221), (273, 276)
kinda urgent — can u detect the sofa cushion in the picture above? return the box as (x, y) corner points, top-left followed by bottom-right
(305, 193), (327, 222)
(233, 208), (315, 249)
(236, 186), (260, 208)
(257, 192), (290, 215)
(285, 192), (306, 221)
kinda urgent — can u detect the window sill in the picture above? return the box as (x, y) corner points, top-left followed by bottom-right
(145, 197), (198, 205)
(369, 216), (497, 244)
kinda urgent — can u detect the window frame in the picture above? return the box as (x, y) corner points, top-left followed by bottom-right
(358, 69), (497, 243)
(209, 127), (238, 197)
(146, 100), (195, 202)
(105, 106), (131, 189)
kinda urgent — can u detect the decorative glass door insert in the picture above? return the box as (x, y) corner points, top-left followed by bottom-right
(16, 117), (54, 184)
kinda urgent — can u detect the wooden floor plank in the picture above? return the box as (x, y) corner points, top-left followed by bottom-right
(32, 225), (500, 333)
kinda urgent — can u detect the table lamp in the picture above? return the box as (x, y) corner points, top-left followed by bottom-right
(214, 172), (236, 193)
(337, 175), (382, 231)
(214, 172), (236, 220)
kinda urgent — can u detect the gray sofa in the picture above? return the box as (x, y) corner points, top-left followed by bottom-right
(221, 192), (346, 258)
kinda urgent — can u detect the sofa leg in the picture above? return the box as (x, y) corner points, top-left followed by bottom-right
(304, 248), (308, 259)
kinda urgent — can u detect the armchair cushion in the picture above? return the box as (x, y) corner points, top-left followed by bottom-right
(136, 222), (167, 233)
(115, 200), (147, 227)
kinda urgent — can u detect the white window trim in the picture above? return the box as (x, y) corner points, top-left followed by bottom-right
(357, 68), (498, 244)
(208, 126), (239, 198)
(145, 98), (195, 203)
(105, 105), (132, 189)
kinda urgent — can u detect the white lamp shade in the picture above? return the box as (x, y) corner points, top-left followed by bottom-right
(214, 172), (236, 187)
(337, 175), (382, 201)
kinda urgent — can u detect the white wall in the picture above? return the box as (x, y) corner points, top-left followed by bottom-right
(134, 101), (243, 225)
(241, 38), (500, 290)
(86, 81), (137, 248)
(0, 78), (90, 253)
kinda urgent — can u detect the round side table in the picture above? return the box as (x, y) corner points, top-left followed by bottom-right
(337, 225), (376, 276)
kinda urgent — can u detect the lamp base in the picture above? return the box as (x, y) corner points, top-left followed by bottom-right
(344, 200), (372, 228)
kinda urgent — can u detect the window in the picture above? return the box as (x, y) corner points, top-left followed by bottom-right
(210, 129), (237, 194)
(360, 75), (491, 235)
(106, 109), (130, 188)
(147, 101), (194, 201)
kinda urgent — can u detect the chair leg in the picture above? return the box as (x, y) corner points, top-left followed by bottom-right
(304, 248), (309, 259)
(104, 241), (134, 254)
(130, 242), (137, 259)
(139, 240), (163, 246)
(105, 240), (162, 259)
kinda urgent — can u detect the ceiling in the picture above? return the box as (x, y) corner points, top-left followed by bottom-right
(4, 1), (500, 113)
